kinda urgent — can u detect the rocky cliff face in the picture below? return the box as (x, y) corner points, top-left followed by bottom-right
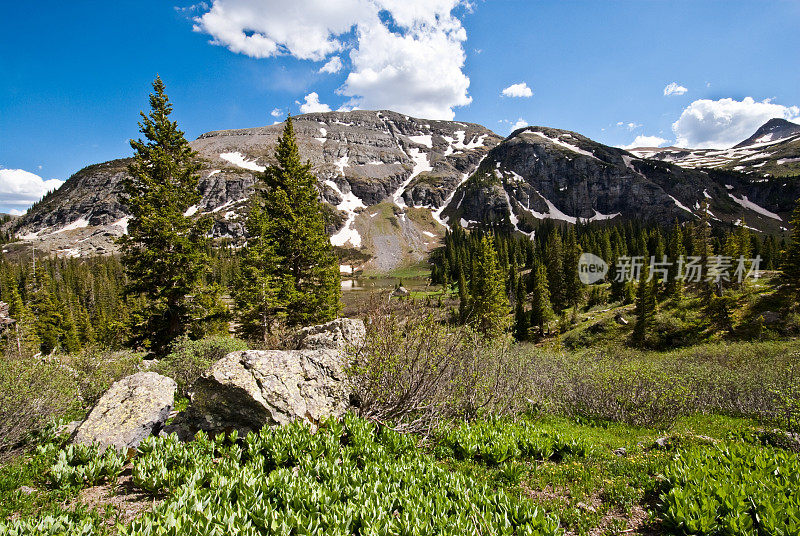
(8, 114), (799, 267)
(11, 110), (500, 268)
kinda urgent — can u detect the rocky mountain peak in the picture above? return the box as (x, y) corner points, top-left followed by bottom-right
(733, 118), (800, 148)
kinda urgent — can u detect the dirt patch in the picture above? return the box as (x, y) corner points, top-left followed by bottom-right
(75, 468), (161, 526)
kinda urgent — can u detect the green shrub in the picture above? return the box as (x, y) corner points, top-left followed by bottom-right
(0, 354), (79, 452)
(153, 336), (248, 396)
(353, 300), (532, 432)
(61, 348), (143, 406)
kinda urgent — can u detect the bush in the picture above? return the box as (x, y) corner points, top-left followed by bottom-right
(153, 336), (248, 396)
(60, 348), (143, 406)
(352, 300), (532, 432)
(524, 341), (800, 428)
(0, 354), (79, 452)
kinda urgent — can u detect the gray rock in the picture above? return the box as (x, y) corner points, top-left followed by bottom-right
(760, 311), (781, 325)
(187, 346), (353, 435)
(392, 286), (410, 297)
(71, 372), (176, 450)
(296, 318), (366, 351)
(613, 447), (627, 457)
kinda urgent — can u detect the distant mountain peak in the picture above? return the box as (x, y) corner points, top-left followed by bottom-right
(733, 118), (800, 148)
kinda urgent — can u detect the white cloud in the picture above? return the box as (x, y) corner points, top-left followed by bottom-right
(193, 0), (472, 120)
(319, 55), (343, 74)
(193, 0), (363, 61)
(0, 169), (64, 210)
(620, 135), (668, 150)
(7, 208), (25, 216)
(510, 118), (529, 131)
(664, 82), (688, 96)
(270, 107), (283, 117)
(501, 82), (533, 98)
(672, 97), (800, 148)
(298, 92), (332, 113)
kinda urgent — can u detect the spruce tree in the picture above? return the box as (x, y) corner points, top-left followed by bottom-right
(119, 76), (220, 354)
(666, 221), (685, 299)
(632, 269), (656, 347)
(563, 227), (582, 307)
(259, 116), (341, 325)
(780, 197), (800, 293)
(233, 201), (282, 341)
(513, 275), (529, 341)
(469, 236), (509, 337)
(529, 258), (552, 337)
(545, 230), (564, 311)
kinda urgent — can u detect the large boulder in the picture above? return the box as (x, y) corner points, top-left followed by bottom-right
(72, 372), (176, 450)
(184, 318), (364, 435)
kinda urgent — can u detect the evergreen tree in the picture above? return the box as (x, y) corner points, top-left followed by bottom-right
(513, 275), (529, 341)
(666, 221), (685, 299)
(529, 258), (552, 337)
(457, 265), (470, 323)
(259, 116), (341, 326)
(632, 268), (656, 346)
(30, 274), (61, 354)
(545, 230), (564, 311)
(563, 227), (582, 307)
(781, 195), (800, 293)
(119, 76), (220, 354)
(468, 236), (509, 337)
(233, 201), (282, 341)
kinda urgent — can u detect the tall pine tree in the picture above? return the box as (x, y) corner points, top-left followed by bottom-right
(468, 236), (509, 338)
(781, 196), (800, 294)
(529, 258), (552, 338)
(119, 76), (221, 354)
(233, 200), (282, 341)
(258, 116), (341, 326)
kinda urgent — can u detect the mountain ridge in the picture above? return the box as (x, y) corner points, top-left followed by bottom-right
(5, 113), (799, 268)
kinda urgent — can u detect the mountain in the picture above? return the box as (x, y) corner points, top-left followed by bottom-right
(734, 118), (800, 148)
(7, 111), (501, 270)
(630, 118), (800, 178)
(6, 112), (799, 268)
(442, 126), (793, 235)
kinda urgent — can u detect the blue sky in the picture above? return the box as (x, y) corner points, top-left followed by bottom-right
(1, 0), (799, 213)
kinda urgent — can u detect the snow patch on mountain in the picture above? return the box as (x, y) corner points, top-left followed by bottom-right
(728, 194), (782, 221)
(220, 152), (266, 172)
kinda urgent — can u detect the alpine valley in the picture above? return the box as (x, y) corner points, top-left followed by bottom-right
(6, 112), (800, 271)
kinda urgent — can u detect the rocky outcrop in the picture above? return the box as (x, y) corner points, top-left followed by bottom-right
(175, 318), (364, 436)
(71, 372), (176, 450)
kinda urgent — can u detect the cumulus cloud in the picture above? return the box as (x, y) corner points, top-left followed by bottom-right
(298, 92), (332, 113)
(501, 82), (533, 98)
(620, 135), (668, 150)
(7, 208), (25, 216)
(270, 108), (283, 117)
(672, 97), (800, 148)
(664, 82), (688, 96)
(193, 0), (472, 120)
(510, 118), (529, 131)
(319, 56), (343, 74)
(0, 169), (64, 211)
